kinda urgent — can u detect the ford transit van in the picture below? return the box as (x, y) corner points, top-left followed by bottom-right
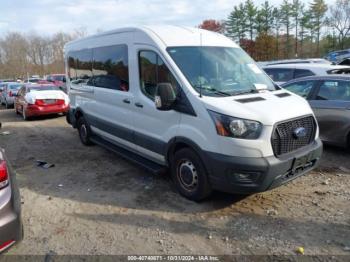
(64, 26), (322, 201)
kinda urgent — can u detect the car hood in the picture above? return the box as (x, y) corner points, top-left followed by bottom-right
(202, 90), (314, 126)
(25, 90), (69, 104)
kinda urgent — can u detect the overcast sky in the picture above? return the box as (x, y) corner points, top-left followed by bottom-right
(0, 0), (336, 36)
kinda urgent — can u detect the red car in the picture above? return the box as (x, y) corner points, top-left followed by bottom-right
(46, 74), (66, 92)
(14, 84), (69, 120)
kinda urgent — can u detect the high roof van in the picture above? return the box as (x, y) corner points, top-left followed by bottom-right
(64, 26), (322, 201)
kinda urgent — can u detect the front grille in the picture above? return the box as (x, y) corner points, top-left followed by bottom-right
(271, 116), (316, 156)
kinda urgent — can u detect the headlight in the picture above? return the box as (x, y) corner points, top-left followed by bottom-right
(208, 110), (262, 139)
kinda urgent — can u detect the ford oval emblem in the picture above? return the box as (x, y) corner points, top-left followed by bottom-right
(293, 127), (307, 139)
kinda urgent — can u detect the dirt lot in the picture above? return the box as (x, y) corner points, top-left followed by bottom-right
(0, 106), (349, 256)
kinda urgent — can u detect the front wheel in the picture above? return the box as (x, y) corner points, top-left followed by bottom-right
(171, 148), (212, 201)
(77, 116), (94, 146)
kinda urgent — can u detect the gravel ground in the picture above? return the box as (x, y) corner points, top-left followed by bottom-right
(0, 106), (349, 256)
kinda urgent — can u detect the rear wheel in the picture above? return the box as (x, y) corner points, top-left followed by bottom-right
(171, 148), (212, 201)
(77, 116), (94, 146)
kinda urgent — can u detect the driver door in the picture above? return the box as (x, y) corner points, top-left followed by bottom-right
(130, 47), (181, 164)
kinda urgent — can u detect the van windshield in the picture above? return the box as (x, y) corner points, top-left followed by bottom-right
(167, 46), (276, 97)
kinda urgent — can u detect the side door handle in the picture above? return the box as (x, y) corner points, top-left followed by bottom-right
(123, 98), (131, 104)
(135, 102), (143, 108)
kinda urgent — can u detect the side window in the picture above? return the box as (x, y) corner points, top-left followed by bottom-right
(92, 44), (129, 91)
(317, 80), (350, 101)
(67, 49), (92, 85)
(76, 49), (93, 84)
(68, 55), (77, 81)
(139, 50), (179, 100)
(294, 69), (315, 79)
(283, 81), (314, 98)
(264, 68), (294, 82)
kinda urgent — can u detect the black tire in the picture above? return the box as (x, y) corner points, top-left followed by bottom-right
(171, 148), (212, 201)
(77, 116), (94, 146)
(5, 100), (9, 109)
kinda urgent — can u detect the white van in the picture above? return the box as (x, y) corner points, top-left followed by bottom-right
(64, 26), (322, 201)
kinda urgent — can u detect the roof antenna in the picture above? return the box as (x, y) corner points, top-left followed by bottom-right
(199, 31), (203, 98)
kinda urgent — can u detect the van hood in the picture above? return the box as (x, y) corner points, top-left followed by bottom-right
(202, 90), (314, 126)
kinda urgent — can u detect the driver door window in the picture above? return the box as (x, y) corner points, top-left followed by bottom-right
(139, 50), (178, 100)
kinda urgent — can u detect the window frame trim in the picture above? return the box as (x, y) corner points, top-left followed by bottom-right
(137, 48), (182, 101)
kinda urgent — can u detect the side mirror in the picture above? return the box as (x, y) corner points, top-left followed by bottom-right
(155, 83), (177, 111)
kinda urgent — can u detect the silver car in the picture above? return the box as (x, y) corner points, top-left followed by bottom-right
(0, 82), (23, 109)
(0, 147), (22, 253)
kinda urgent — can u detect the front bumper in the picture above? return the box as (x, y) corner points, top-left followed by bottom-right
(0, 165), (22, 253)
(26, 104), (69, 117)
(203, 138), (323, 194)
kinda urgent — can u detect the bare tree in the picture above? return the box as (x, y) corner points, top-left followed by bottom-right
(328, 0), (350, 49)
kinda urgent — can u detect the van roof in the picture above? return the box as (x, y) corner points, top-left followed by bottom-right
(65, 25), (238, 49)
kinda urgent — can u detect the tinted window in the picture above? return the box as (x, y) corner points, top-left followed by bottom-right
(317, 80), (350, 101)
(283, 81), (314, 98)
(294, 69), (315, 78)
(139, 51), (178, 99)
(92, 45), (129, 91)
(67, 49), (92, 85)
(264, 68), (294, 82)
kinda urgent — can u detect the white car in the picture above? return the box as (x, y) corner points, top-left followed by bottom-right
(263, 63), (350, 85)
(64, 26), (322, 201)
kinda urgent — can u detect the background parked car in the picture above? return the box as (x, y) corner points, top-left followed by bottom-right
(14, 84), (69, 120)
(46, 74), (67, 93)
(324, 49), (350, 64)
(258, 58), (331, 67)
(0, 147), (22, 253)
(282, 75), (350, 148)
(263, 63), (350, 85)
(0, 82), (23, 109)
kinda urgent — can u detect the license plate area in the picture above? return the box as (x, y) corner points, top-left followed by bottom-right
(291, 153), (315, 174)
(43, 99), (56, 104)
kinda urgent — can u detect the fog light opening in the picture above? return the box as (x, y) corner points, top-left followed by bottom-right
(232, 172), (260, 183)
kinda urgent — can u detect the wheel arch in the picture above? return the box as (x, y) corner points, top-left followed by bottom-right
(165, 137), (206, 166)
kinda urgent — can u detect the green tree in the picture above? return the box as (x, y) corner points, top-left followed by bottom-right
(244, 0), (258, 41)
(299, 11), (312, 57)
(226, 3), (247, 42)
(272, 7), (282, 59)
(259, 1), (274, 34)
(309, 0), (328, 56)
(280, 0), (294, 58)
(292, 0), (304, 57)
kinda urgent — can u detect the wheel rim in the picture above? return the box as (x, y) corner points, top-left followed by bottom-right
(177, 160), (198, 191)
(80, 124), (87, 141)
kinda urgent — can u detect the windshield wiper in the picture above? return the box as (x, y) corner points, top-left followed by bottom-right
(194, 85), (231, 96)
(232, 89), (259, 96)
